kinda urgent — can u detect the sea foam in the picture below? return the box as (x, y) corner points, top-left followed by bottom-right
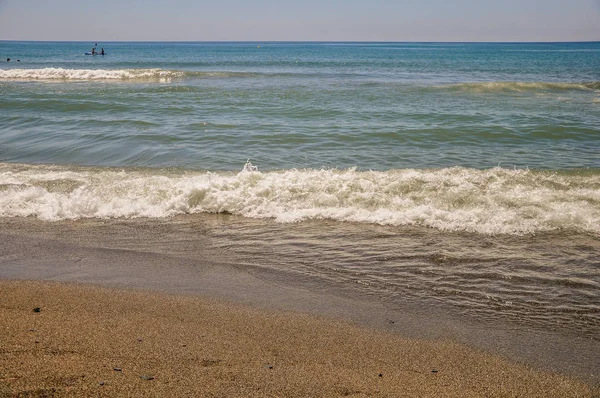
(446, 81), (600, 93)
(1, 163), (599, 235)
(0, 68), (183, 81)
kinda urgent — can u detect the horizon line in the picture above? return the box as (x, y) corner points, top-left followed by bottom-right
(1, 40), (599, 44)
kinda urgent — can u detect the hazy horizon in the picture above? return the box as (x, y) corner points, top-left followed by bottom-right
(1, 0), (599, 43)
(1, 39), (600, 43)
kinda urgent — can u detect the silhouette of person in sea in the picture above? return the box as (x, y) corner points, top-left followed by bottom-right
(100, 48), (105, 55)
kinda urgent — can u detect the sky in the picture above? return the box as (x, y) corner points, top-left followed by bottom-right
(0, 0), (599, 42)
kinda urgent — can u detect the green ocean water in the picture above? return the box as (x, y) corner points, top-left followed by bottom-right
(1, 41), (599, 234)
(1, 41), (599, 170)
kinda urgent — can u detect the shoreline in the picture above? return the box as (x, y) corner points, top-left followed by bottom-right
(1, 280), (596, 397)
(1, 215), (599, 394)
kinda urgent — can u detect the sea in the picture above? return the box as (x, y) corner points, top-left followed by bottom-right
(1, 41), (599, 380)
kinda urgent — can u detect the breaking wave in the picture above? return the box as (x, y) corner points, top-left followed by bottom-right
(3, 68), (599, 94)
(0, 67), (190, 82)
(0, 67), (266, 82)
(1, 163), (599, 235)
(445, 81), (600, 93)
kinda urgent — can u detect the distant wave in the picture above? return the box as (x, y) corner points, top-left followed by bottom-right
(445, 81), (600, 93)
(4, 69), (598, 92)
(0, 67), (264, 82)
(1, 163), (599, 235)
(0, 67), (187, 81)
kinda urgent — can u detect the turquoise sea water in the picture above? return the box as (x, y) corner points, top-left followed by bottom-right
(1, 42), (599, 368)
(1, 41), (599, 171)
(1, 41), (599, 233)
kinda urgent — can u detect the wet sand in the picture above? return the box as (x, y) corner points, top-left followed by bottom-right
(1, 280), (595, 397)
(1, 216), (599, 396)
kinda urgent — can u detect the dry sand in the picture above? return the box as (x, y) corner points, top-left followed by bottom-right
(0, 280), (596, 397)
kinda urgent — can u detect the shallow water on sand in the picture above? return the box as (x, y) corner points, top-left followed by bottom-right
(1, 215), (598, 384)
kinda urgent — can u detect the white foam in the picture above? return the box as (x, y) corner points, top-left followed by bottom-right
(0, 68), (183, 81)
(241, 160), (259, 172)
(449, 81), (600, 93)
(1, 163), (599, 235)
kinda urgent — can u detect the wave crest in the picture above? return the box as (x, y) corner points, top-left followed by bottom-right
(0, 67), (184, 81)
(446, 81), (600, 93)
(1, 163), (599, 235)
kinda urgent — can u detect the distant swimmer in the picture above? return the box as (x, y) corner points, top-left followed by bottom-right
(91, 48), (96, 55)
(6, 58), (9, 62)
(100, 48), (105, 55)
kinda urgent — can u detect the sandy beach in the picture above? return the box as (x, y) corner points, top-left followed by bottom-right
(1, 279), (596, 397)
(1, 216), (599, 397)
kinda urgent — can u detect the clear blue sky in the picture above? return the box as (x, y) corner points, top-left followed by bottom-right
(0, 0), (599, 42)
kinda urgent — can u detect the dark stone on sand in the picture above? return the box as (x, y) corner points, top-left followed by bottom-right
(431, 369), (438, 373)
(201, 359), (221, 367)
(113, 367), (122, 372)
(378, 373), (383, 378)
(140, 375), (155, 380)
(33, 307), (41, 313)
(99, 381), (105, 386)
